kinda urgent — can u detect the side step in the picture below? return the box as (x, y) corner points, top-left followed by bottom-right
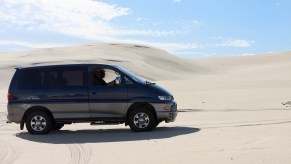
(90, 121), (124, 125)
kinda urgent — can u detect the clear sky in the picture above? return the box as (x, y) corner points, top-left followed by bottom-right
(0, 0), (290, 57)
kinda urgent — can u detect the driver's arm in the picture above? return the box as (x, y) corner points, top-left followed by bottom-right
(106, 80), (116, 86)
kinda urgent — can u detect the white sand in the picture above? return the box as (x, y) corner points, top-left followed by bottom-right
(0, 43), (291, 164)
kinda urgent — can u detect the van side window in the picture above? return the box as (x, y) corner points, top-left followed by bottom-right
(61, 70), (84, 87)
(46, 71), (58, 88)
(90, 68), (121, 87)
(19, 68), (85, 89)
(19, 69), (45, 89)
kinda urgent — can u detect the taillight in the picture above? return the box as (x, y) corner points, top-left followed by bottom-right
(7, 92), (13, 101)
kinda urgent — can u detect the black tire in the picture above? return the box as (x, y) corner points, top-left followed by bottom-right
(155, 121), (161, 127)
(128, 107), (157, 132)
(53, 123), (64, 130)
(25, 111), (52, 135)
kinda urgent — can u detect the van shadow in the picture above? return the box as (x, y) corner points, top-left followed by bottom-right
(16, 127), (200, 144)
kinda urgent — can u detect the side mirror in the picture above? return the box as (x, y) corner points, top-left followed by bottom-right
(115, 76), (121, 85)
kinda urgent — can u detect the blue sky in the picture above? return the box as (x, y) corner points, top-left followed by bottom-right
(0, 0), (290, 57)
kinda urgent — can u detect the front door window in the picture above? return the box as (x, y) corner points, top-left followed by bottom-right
(91, 68), (121, 87)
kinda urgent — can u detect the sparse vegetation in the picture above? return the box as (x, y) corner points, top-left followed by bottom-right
(282, 101), (291, 108)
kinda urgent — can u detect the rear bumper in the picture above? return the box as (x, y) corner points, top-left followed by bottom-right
(7, 103), (24, 124)
(7, 104), (14, 122)
(152, 101), (178, 122)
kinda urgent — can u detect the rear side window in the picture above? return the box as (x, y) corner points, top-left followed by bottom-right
(61, 70), (84, 87)
(19, 69), (45, 89)
(18, 67), (86, 89)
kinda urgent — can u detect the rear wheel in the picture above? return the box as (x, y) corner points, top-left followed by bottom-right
(25, 111), (52, 135)
(128, 108), (157, 132)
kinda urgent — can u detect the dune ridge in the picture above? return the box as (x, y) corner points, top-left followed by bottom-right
(0, 43), (207, 83)
(0, 43), (291, 164)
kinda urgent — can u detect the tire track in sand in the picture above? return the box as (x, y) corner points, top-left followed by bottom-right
(0, 143), (21, 164)
(0, 144), (8, 163)
(67, 144), (92, 164)
(0, 113), (7, 128)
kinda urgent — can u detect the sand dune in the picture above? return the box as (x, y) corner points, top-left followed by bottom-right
(0, 43), (207, 85)
(0, 43), (291, 164)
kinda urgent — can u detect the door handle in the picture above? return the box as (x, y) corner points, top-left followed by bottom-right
(91, 92), (97, 95)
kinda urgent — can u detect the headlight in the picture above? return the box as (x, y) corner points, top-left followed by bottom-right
(158, 96), (173, 101)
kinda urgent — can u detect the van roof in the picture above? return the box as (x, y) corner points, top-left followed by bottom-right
(15, 64), (118, 70)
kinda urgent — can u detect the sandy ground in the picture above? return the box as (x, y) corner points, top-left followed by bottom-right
(0, 43), (291, 164)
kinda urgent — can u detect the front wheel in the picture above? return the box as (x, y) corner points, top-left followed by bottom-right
(25, 111), (52, 135)
(128, 108), (157, 132)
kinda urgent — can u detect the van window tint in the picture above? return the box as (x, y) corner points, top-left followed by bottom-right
(62, 70), (84, 87)
(46, 71), (58, 88)
(19, 69), (45, 89)
(19, 67), (85, 89)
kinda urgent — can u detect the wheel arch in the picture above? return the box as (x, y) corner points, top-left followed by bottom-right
(125, 102), (157, 125)
(22, 106), (55, 123)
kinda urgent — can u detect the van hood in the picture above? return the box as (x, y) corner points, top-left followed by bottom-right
(144, 83), (172, 96)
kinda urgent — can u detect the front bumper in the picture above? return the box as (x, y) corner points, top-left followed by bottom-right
(153, 101), (178, 122)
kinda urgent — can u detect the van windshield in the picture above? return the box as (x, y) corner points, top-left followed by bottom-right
(115, 66), (147, 84)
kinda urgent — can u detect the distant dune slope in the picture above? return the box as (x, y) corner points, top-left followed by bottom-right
(1, 43), (290, 88)
(0, 43), (207, 86)
(190, 51), (291, 82)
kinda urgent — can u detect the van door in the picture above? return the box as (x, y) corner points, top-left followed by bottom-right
(88, 66), (128, 119)
(43, 66), (90, 119)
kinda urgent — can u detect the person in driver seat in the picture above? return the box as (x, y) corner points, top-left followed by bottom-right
(93, 69), (116, 86)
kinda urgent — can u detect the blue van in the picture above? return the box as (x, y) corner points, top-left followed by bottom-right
(7, 64), (177, 134)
